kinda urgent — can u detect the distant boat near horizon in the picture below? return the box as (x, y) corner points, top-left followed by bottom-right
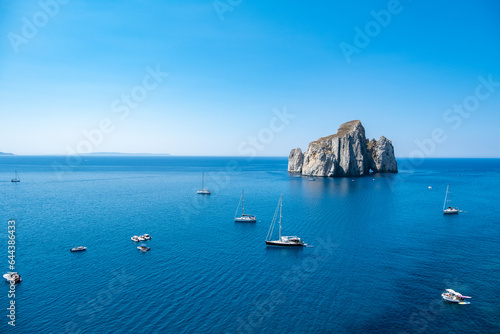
(234, 190), (256, 222)
(443, 184), (459, 214)
(197, 172), (211, 195)
(266, 194), (306, 247)
(11, 170), (20, 182)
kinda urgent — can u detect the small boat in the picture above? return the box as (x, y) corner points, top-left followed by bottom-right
(137, 236), (145, 241)
(443, 184), (459, 214)
(265, 195), (306, 247)
(234, 190), (256, 222)
(70, 246), (87, 252)
(131, 235), (140, 242)
(11, 171), (20, 182)
(197, 172), (211, 195)
(3, 272), (22, 283)
(442, 289), (471, 304)
(143, 234), (152, 240)
(137, 245), (151, 252)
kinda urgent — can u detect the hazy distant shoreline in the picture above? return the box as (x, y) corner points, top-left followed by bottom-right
(83, 152), (171, 156)
(0, 152), (171, 157)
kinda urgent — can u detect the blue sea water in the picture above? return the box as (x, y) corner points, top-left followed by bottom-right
(0, 156), (499, 333)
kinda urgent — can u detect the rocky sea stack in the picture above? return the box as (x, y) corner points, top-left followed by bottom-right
(288, 120), (397, 177)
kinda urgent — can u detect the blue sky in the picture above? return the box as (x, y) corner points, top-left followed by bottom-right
(1, 0), (499, 157)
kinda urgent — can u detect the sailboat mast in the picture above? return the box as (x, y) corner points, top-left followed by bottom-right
(443, 184), (449, 210)
(202, 172), (204, 189)
(279, 194), (283, 240)
(447, 185), (451, 206)
(241, 190), (245, 215)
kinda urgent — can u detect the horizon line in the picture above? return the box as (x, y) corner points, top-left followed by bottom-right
(2, 154), (500, 159)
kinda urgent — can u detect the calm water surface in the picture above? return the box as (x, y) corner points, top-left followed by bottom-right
(0, 156), (499, 333)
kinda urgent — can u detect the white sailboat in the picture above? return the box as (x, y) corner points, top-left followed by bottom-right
(11, 170), (20, 182)
(265, 195), (305, 247)
(234, 190), (256, 222)
(443, 184), (459, 214)
(197, 172), (211, 195)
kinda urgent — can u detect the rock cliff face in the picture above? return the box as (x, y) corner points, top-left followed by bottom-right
(288, 148), (303, 173)
(366, 136), (398, 173)
(288, 120), (397, 177)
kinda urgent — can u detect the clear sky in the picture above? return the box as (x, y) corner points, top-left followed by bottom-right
(1, 0), (499, 157)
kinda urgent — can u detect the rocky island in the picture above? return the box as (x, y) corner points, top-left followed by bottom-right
(288, 120), (397, 177)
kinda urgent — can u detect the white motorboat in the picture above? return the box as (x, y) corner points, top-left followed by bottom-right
(137, 236), (145, 241)
(443, 184), (459, 214)
(442, 289), (471, 304)
(70, 246), (87, 252)
(197, 172), (211, 195)
(265, 195), (305, 247)
(131, 235), (140, 242)
(143, 234), (152, 240)
(3, 272), (22, 283)
(137, 245), (151, 252)
(234, 190), (256, 222)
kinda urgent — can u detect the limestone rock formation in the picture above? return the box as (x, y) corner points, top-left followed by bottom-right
(367, 136), (398, 173)
(288, 120), (397, 177)
(288, 148), (303, 173)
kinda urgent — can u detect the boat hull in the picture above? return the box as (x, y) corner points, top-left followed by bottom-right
(235, 217), (256, 222)
(442, 297), (470, 304)
(265, 240), (304, 247)
(442, 294), (470, 304)
(443, 209), (459, 214)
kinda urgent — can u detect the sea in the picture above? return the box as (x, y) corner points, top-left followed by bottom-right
(0, 156), (499, 334)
